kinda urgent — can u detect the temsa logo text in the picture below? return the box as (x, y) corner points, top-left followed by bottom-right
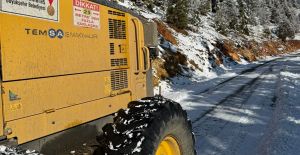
(25, 28), (64, 39)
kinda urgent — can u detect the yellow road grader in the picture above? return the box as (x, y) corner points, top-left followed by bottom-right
(0, 0), (195, 154)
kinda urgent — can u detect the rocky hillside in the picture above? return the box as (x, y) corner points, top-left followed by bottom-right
(118, 0), (300, 89)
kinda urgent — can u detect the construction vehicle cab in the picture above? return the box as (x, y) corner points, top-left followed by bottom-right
(0, 0), (195, 154)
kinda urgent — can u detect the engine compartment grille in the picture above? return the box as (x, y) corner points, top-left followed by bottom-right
(109, 19), (126, 39)
(111, 58), (128, 67)
(110, 43), (115, 55)
(108, 10), (125, 17)
(111, 70), (128, 90)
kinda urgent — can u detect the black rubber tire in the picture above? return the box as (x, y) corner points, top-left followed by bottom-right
(100, 95), (196, 155)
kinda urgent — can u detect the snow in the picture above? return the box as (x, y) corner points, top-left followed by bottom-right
(118, 0), (299, 100)
(155, 57), (275, 100)
(132, 137), (145, 153)
(264, 59), (300, 155)
(118, 0), (162, 20)
(294, 33), (300, 40)
(0, 1), (298, 154)
(281, 71), (300, 78)
(0, 145), (40, 155)
(0, 146), (6, 152)
(287, 117), (300, 124)
(159, 52), (300, 155)
(119, 0), (243, 87)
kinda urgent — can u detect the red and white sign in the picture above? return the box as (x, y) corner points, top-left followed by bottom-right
(73, 0), (100, 29)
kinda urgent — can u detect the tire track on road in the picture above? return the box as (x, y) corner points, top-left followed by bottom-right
(192, 64), (275, 124)
(196, 53), (300, 96)
(193, 64), (280, 155)
(195, 59), (279, 96)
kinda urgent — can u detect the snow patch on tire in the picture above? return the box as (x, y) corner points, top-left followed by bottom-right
(0, 145), (40, 155)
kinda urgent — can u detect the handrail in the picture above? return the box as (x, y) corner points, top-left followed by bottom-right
(132, 18), (140, 74)
(142, 46), (151, 73)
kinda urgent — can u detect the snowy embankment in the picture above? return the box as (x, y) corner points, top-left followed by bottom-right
(158, 54), (280, 105)
(122, 1), (300, 98)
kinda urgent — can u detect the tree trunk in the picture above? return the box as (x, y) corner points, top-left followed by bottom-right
(212, 0), (217, 13)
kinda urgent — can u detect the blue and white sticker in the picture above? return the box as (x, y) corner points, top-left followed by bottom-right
(48, 29), (64, 39)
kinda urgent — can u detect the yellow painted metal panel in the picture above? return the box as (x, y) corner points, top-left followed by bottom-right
(0, 14), (3, 136)
(0, 81), (4, 136)
(2, 71), (128, 121)
(0, 0), (149, 144)
(0, 1), (116, 81)
(127, 18), (147, 100)
(6, 93), (130, 144)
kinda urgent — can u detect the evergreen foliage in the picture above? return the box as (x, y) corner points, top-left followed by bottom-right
(166, 0), (189, 29)
(277, 19), (296, 41)
(237, 0), (250, 35)
(214, 0), (239, 35)
(135, 0), (300, 38)
(198, 0), (211, 15)
(211, 0), (299, 37)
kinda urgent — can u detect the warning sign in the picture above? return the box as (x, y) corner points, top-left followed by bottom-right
(73, 0), (100, 29)
(0, 0), (59, 22)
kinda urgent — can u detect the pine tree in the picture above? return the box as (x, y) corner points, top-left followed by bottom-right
(142, 0), (155, 12)
(243, 0), (259, 25)
(215, 0), (239, 34)
(269, 2), (282, 24)
(166, 0), (189, 29)
(197, 0), (211, 15)
(206, 0), (299, 37)
(277, 19), (296, 41)
(256, 0), (271, 25)
(211, 0), (218, 13)
(237, 0), (250, 35)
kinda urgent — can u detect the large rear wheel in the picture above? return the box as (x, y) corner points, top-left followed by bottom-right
(99, 96), (196, 155)
(156, 136), (181, 155)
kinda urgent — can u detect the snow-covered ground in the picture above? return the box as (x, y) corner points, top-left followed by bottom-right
(159, 51), (300, 155)
(264, 56), (300, 155)
(0, 1), (298, 154)
(295, 33), (300, 40)
(156, 53), (280, 102)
